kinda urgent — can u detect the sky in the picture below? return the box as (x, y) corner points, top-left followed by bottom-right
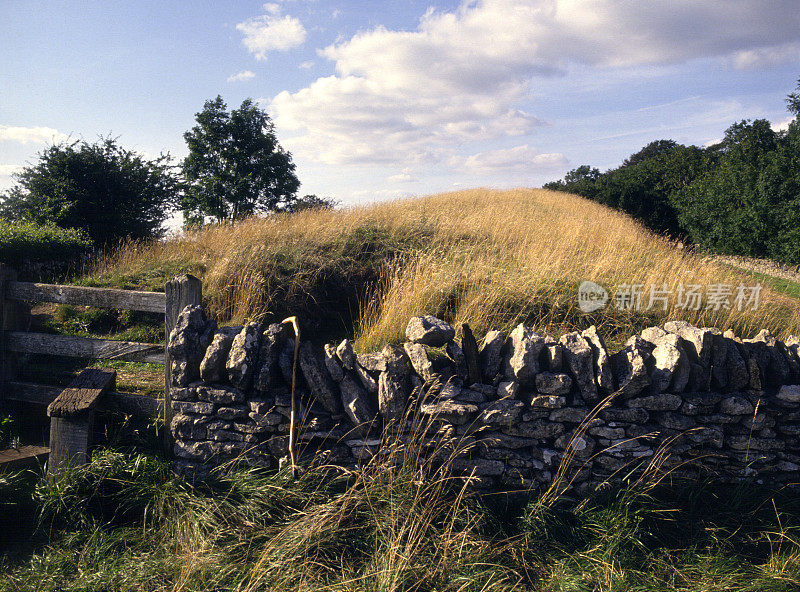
(2, 0), (800, 217)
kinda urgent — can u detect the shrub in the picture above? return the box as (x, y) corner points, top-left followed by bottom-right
(0, 219), (92, 265)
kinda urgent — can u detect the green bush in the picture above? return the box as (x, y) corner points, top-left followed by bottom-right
(0, 219), (92, 265)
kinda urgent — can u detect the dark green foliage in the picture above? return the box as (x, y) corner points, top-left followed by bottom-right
(181, 96), (300, 224)
(285, 194), (339, 212)
(0, 138), (179, 245)
(546, 78), (800, 265)
(0, 219), (92, 264)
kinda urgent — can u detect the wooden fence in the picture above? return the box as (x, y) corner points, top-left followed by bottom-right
(0, 263), (202, 463)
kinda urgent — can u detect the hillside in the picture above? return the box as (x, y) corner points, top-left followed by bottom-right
(87, 188), (800, 350)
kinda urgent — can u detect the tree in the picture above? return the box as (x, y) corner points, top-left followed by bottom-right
(621, 139), (678, 167)
(0, 137), (179, 245)
(181, 96), (300, 224)
(285, 194), (339, 213)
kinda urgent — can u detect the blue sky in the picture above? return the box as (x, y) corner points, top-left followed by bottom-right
(2, 0), (799, 216)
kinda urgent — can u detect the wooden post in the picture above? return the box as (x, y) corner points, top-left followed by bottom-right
(47, 368), (116, 475)
(164, 274), (202, 452)
(0, 263), (18, 403)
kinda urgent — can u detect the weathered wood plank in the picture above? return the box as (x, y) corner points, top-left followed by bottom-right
(48, 368), (116, 418)
(6, 332), (165, 364)
(0, 264), (19, 401)
(0, 445), (49, 473)
(5, 381), (159, 418)
(49, 416), (91, 474)
(164, 275), (201, 452)
(7, 281), (166, 313)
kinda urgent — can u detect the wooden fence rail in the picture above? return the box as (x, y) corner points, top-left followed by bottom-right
(0, 263), (202, 469)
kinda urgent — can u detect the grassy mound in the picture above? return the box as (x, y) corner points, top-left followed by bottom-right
(86, 188), (800, 349)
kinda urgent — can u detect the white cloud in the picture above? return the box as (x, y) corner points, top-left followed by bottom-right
(772, 117), (795, 133)
(733, 43), (800, 70)
(0, 125), (67, 144)
(451, 144), (568, 175)
(299, 60), (314, 69)
(387, 169), (418, 183)
(0, 164), (23, 176)
(227, 70), (256, 82)
(236, 12), (306, 59)
(269, 0), (800, 167)
(262, 2), (281, 15)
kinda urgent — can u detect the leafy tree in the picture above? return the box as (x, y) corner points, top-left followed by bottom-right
(285, 194), (339, 213)
(621, 140), (678, 167)
(181, 96), (300, 224)
(0, 138), (179, 245)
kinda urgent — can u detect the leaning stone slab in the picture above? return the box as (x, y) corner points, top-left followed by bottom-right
(446, 341), (468, 379)
(610, 336), (651, 399)
(723, 337), (750, 391)
(542, 342), (563, 373)
(664, 322), (714, 367)
(404, 342), (435, 381)
(323, 344), (344, 382)
(254, 323), (287, 392)
(479, 330), (506, 382)
(503, 324), (545, 385)
(298, 341), (341, 414)
(336, 339), (357, 371)
(226, 322), (261, 391)
(559, 331), (598, 402)
(378, 369), (409, 422)
(706, 329), (729, 390)
(357, 352), (388, 373)
(405, 315), (455, 347)
(582, 325), (614, 393)
(200, 326), (241, 383)
(749, 329), (791, 388)
(648, 333), (689, 394)
(340, 373), (378, 428)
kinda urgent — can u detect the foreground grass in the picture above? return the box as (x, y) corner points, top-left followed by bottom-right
(84, 189), (800, 350)
(1, 449), (800, 592)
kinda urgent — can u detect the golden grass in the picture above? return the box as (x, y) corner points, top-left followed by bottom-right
(94, 188), (800, 350)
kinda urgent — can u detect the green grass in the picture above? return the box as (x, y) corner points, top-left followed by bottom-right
(1, 448), (799, 592)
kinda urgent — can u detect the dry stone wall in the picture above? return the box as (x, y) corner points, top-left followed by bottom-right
(168, 305), (800, 491)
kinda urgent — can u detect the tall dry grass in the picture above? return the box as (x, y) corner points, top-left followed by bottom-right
(93, 188), (800, 350)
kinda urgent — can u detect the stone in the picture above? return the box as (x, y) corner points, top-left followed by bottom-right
(625, 393), (682, 411)
(171, 401), (215, 415)
(226, 322), (261, 391)
(336, 339), (357, 370)
(247, 411), (282, 426)
(648, 333), (690, 394)
(503, 324), (545, 385)
(502, 420), (564, 439)
(217, 405), (248, 420)
(254, 323), (287, 393)
(688, 362), (712, 392)
(340, 373), (378, 428)
(535, 372), (572, 396)
(478, 399), (524, 426)
(171, 387), (196, 402)
(582, 325), (615, 393)
(599, 407), (649, 423)
(419, 399), (478, 425)
(378, 370), (409, 422)
(278, 338), (296, 385)
(457, 388), (490, 404)
(382, 343), (410, 373)
(479, 330), (506, 382)
(354, 363), (379, 396)
(641, 326), (668, 343)
(298, 341), (341, 414)
(323, 344), (344, 382)
(168, 304), (216, 387)
(724, 338), (750, 391)
(588, 425), (625, 439)
(777, 385), (800, 404)
(357, 352), (388, 373)
(655, 412), (696, 431)
(542, 343), (563, 373)
(405, 315), (455, 346)
(664, 322), (713, 367)
(554, 434), (595, 457)
(200, 326), (240, 382)
(196, 385), (245, 405)
(404, 342), (435, 381)
(460, 324), (483, 384)
(528, 394), (567, 409)
(749, 329), (790, 387)
(718, 395), (755, 415)
(707, 329), (729, 390)
(497, 380), (520, 399)
(170, 414), (205, 439)
(446, 341), (468, 379)
(611, 336), (652, 399)
(549, 407), (588, 423)
(451, 458), (505, 477)
(559, 331), (598, 402)
(174, 440), (215, 461)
